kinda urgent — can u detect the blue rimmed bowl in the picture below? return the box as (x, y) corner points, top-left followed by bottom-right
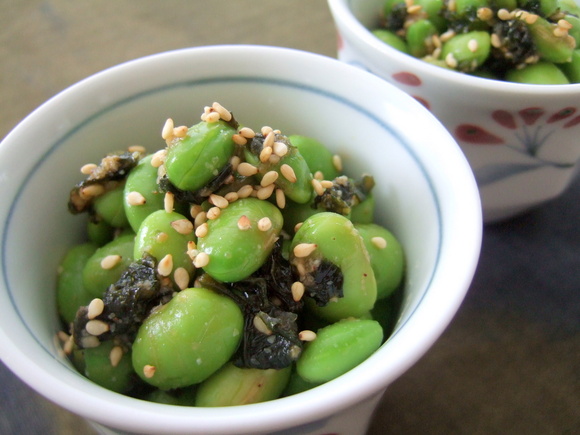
(0, 45), (481, 435)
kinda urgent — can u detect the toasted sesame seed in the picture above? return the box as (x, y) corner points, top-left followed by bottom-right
(86, 319), (110, 336)
(445, 52), (458, 68)
(195, 222), (209, 238)
(260, 146), (273, 162)
(173, 125), (188, 138)
(554, 27), (568, 38)
(261, 126), (273, 136)
(294, 222), (303, 232)
(164, 192), (175, 213)
(273, 141), (288, 156)
(212, 102), (232, 122)
(126, 191), (146, 206)
(275, 188), (286, 209)
(313, 171), (324, 180)
(371, 236), (388, 249)
(193, 252), (210, 268)
(332, 154), (343, 172)
(80, 336), (100, 349)
(171, 219), (194, 235)
(239, 127), (255, 138)
(190, 204), (203, 219)
(109, 345), (123, 367)
(293, 243), (317, 258)
(157, 254), (173, 277)
(143, 365), (156, 378)
(194, 211), (207, 228)
(525, 13), (538, 24)
(280, 164), (297, 183)
(80, 184), (105, 198)
(63, 336), (74, 354)
(237, 162), (259, 177)
(257, 183), (275, 200)
(128, 145), (147, 154)
(291, 281), (305, 302)
(174, 267), (190, 290)
(224, 192), (239, 203)
(467, 39), (478, 52)
(407, 4), (422, 14)
(237, 184), (254, 198)
(232, 133), (247, 145)
(204, 206), (219, 220)
(491, 33), (502, 48)
(87, 298), (105, 320)
(156, 232), (168, 243)
(312, 179), (325, 196)
(237, 215), (252, 230)
(150, 149), (167, 168)
(57, 330), (70, 342)
(258, 217), (272, 231)
(263, 131), (275, 149)
(299, 330), (317, 342)
(261, 170), (279, 187)
(497, 8), (512, 20)
(209, 193), (229, 209)
(162, 118), (174, 140)
(80, 163), (97, 175)
(253, 315), (272, 335)
(229, 156), (241, 172)
(320, 180), (334, 189)
(101, 255), (122, 270)
(205, 111), (221, 123)
(477, 6), (493, 21)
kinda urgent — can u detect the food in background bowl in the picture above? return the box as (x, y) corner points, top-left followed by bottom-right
(57, 102), (405, 406)
(371, 0), (580, 84)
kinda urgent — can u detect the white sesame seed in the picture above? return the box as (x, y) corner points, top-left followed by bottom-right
(195, 222), (209, 238)
(280, 164), (297, 183)
(87, 298), (105, 320)
(332, 154), (343, 172)
(554, 27), (568, 38)
(237, 184), (254, 198)
(257, 184), (275, 200)
(313, 171), (324, 180)
(194, 211), (207, 228)
(174, 267), (190, 290)
(128, 145), (147, 154)
(80, 163), (97, 175)
(173, 125), (188, 138)
(224, 191), (239, 203)
(237, 215), (252, 230)
(143, 365), (156, 378)
(263, 131), (275, 149)
(273, 141), (288, 157)
(261, 126), (273, 136)
(205, 111), (220, 123)
(253, 315), (272, 335)
(57, 330), (70, 342)
(193, 252), (210, 268)
(268, 154), (281, 165)
(63, 336), (74, 354)
(209, 193), (229, 209)
(258, 217), (272, 231)
(171, 219), (194, 235)
(371, 236), (388, 249)
(101, 255), (122, 270)
(275, 188), (286, 209)
(80, 184), (105, 199)
(261, 170), (279, 187)
(299, 330), (317, 342)
(232, 134), (247, 145)
(291, 281), (305, 302)
(439, 30), (456, 43)
(190, 204), (203, 219)
(407, 4), (422, 14)
(467, 39), (478, 52)
(476, 6), (493, 21)
(311, 179), (325, 196)
(445, 52), (458, 68)
(156, 232), (168, 243)
(150, 149), (167, 168)
(212, 102), (232, 122)
(86, 319), (110, 336)
(162, 118), (174, 140)
(237, 162), (259, 177)
(157, 254), (173, 277)
(206, 206), (221, 220)
(164, 192), (175, 213)
(320, 180), (334, 189)
(491, 33), (502, 48)
(260, 146), (273, 163)
(126, 191), (146, 206)
(293, 243), (317, 258)
(294, 222), (303, 232)
(81, 336), (100, 349)
(525, 13), (538, 24)
(239, 127), (255, 139)
(497, 8), (512, 20)
(109, 345), (124, 367)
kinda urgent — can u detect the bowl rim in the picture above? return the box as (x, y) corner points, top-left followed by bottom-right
(0, 44), (482, 434)
(327, 0), (580, 95)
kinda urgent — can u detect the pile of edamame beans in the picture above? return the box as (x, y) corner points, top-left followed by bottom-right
(56, 102), (405, 406)
(373, 0), (580, 83)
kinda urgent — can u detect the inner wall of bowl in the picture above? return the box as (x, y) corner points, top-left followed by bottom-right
(1, 70), (441, 431)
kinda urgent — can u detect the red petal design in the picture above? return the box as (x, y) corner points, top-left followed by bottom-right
(455, 124), (504, 144)
(492, 110), (517, 129)
(547, 107), (576, 123)
(563, 115), (580, 128)
(519, 107), (544, 125)
(392, 72), (422, 86)
(337, 31), (343, 51)
(413, 96), (430, 110)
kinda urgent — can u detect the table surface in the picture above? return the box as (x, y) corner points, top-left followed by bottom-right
(1, 1), (579, 434)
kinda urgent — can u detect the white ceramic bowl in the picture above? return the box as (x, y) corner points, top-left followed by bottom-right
(328, 0), (580, 223)
(0, 45), (481, 435)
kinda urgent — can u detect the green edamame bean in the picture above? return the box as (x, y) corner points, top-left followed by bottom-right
(290, 212), (377, 322)
(195, 363), (291, 407)
(519, 0), (558, 17)
(371, 29), (409, 54)
(164, 120), (236, 191)
(282, 370), (321, 397)
(350, 192), (375, 224)
(197, 198), (283, 282)
(75, 341), (134, 394)
(407, 19), (439, 58)
(56, 242), (98, 324)
(506, 61), (570, 84)
(145, 387), (197, 406)
(123, 154), (166, 233)
(87, 218), (115, 246)
(93, 183), (130, 229)
(288, 135), (340, 181)
(134, 209), (196, 287)
(441, 31), (491, 72)
(82, 233), (135, 299)
(559, 49), (580, 83)
(496, 0), (518, 9)
(132, 287), (244, 390)
(558, 0), (580, 16)
(527, 16), (575, 64)
(354, 223), (405, 300)
(296, 318), (383, 384)
(414, 0), (446, 32)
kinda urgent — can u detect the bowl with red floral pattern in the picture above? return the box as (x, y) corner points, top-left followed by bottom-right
(328, 0), (580, 223)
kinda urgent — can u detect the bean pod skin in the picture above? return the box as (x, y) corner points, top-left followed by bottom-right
(164, 121), (236, 192)
(132, 287), (244, 390)
(197, 198), (283, 282)
(195, 363), (291, 407)
(296, 318), (384, 384)
(290, 212), (377, 322)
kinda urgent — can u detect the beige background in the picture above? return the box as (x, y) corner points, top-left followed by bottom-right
(1, 1), (579, 434)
